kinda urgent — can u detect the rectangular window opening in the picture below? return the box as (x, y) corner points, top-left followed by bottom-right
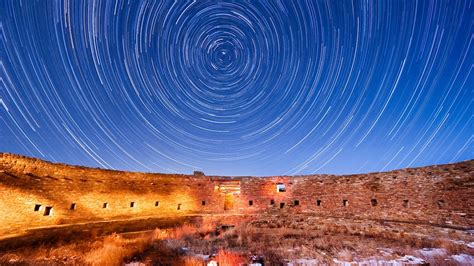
(155, 201), (160, 207)
(44, 206), (52, 216)
(130, 202), (135, 208)
(294, 200), (299, 206)
(317, 200), (322, 206)
(177, 203), (182, 210)
(34, 204), (41, 212)
(70, 203), (76, 210)
(371, 199), (378, 207)
(276, 183), (286, 192)
(280, 202), (285, 209)
(249, 200), (253, 206)
(103, 202), (108, 209)
(437, 199), (445, 209)
(270, 199), (275, 205)
(202, 200), (206, 206)
(343, 199), (349, 207)
(402, 200), (409, 208)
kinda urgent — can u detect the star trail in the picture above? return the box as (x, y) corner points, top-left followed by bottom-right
(0, 1), (472, 176)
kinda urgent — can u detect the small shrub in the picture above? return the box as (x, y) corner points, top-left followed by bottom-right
(180, 256), (205, 266)
(336, 248), (354, 262)
(216, 250), (247, 265)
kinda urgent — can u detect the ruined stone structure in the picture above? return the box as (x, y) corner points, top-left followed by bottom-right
(0, 153), (472, 239)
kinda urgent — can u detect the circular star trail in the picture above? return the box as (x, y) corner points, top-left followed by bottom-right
(0, 1), (472, 176)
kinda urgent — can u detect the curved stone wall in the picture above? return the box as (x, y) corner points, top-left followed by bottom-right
(0, 153), (472, 238)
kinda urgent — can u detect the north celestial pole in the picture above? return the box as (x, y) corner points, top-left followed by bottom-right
(0, 1), (472, 176)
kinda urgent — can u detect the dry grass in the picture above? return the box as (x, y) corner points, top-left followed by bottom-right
(0, 214), (472, 265)
(180, 256), (206, 265)
(84, 233), (149, 266)
(336, 248), (354, 262)
(215, 250), (247, 265)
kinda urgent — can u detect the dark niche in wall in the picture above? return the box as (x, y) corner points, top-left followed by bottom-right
(343, 199), (349, 207)
(403, 200), (409, 208)
(437, 200), (445, 209)
(371, 199), (378, 207)
(276, 183), (286, 192)
(44, 206), (52, 216)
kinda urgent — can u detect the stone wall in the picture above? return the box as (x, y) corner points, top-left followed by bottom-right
(0, 153), (472, 237)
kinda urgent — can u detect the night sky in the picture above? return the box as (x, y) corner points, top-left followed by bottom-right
(0, 1), (472, 176)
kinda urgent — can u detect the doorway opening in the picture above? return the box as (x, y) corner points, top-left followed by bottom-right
(224, 193), (234, 210)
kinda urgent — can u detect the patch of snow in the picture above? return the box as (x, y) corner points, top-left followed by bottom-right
(417, 247), (447, 257)
(194, 254), (209, 260)
(124, 263), (146, 266)
(332, 259), (352, 266)
(207, 261), (218, 266)
(338, 258), (398, 265)
(287, 259), (319, 265)
(467, 242), (474, 249)
(330, 254), (434, 266)
(367, 259), (388, 265)
(388, 255), (427, 265)
(333, 256), (428, 266)
(333, 258), (385, 265)
(176, 246), (210, 260)
(377, 247), (395, 256)
(452, 254), (474, 264)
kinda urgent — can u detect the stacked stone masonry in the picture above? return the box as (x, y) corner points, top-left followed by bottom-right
(0, 153), (472, 237)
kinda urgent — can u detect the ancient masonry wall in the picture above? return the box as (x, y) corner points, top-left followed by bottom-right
(0, 153), (472, 237)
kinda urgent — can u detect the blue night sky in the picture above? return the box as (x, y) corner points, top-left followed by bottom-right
(0, 1), (472, 176)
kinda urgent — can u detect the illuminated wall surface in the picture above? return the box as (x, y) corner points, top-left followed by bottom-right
(0, 153), (472, 237)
